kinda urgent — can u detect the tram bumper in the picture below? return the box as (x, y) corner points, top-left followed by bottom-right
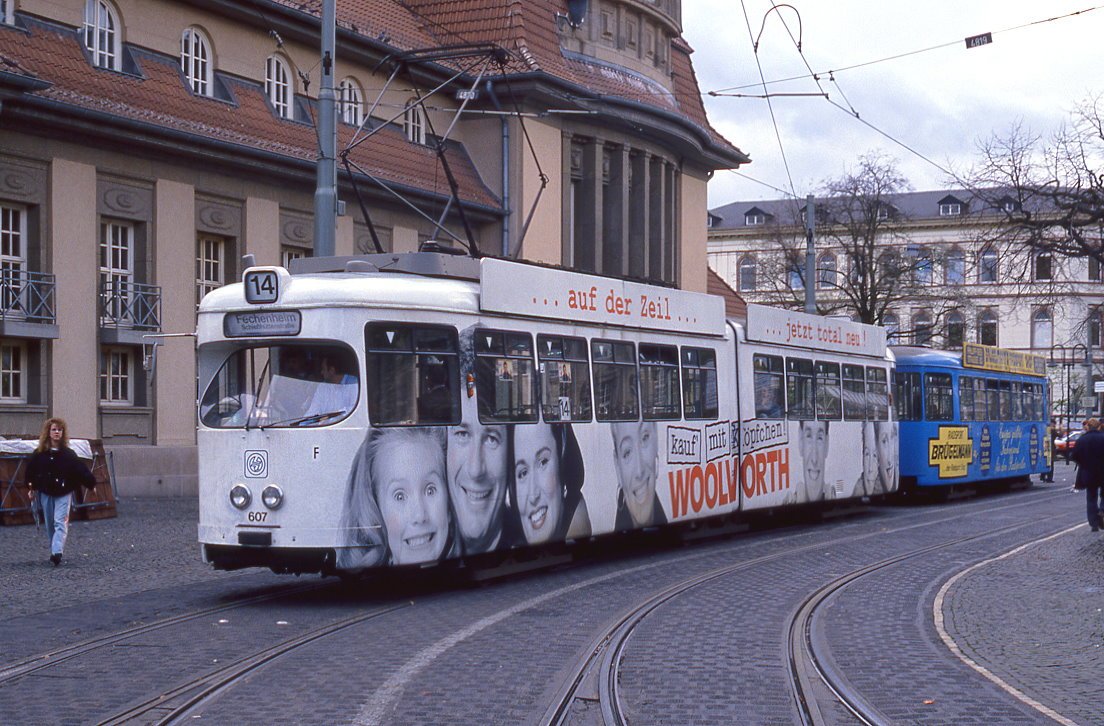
(202, 542), (335, 574)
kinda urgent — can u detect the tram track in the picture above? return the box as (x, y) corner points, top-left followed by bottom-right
(0, 581), (328, 685)
(97, 602), (411, 726)
(6, 485), (1070, 725)
(786, 511), (1072, 726)
(541, 487), (1072, 725)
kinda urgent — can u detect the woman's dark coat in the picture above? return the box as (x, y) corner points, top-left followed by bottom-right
(1070, 429), (1104, 490)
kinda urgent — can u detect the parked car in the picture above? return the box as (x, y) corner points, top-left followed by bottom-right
(1055, 430), (1084, 460)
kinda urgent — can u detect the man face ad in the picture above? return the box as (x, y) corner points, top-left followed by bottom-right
(799, 420), (829, 496)
(447, 393), (508, 552)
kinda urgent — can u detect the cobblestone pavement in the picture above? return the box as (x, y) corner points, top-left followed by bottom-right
(0, 469), (1099, 725)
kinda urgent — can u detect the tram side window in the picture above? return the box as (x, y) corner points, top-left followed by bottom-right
(866, 367), (889, 421)
(1027, 382), (1042, 420)
(925, 373), (954, 421)
(474, 330), (538, 423)
(753, 354), (785, 419)
(894, 371), (922, 421)
(815, 361), (842, 420)
(842, 364), (866, 420)
(786, 358), (815, 420)
(989, 372), (1006, 419)
(960, 375), (976, 421)
(640, 344), (681, 420)
(682, 348), (719, 420)
(1012, 382), (1026, 421)
(998, 380), (1013, 421)
(365, 323), (459, 425)
(593, 340), (639, 421)
(537, 335), (593, 422)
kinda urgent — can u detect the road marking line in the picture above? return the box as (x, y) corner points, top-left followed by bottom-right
(933, 523), (1084, 726)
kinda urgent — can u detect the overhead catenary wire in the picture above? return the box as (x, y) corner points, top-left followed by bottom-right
(709, 4), (1103, 95)
(739, 0), (799, 202)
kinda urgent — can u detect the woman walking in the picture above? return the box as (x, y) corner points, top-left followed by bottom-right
(25, 418), (95, 566)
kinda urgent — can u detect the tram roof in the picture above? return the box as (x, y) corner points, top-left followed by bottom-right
(890, 346), (962, 367)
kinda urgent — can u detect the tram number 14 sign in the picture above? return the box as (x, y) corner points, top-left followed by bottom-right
(244, 269), (279, 304)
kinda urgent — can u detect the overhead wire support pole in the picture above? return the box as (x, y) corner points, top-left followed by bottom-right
(313, 0), (337, 257)
(804, 194), (815, 314)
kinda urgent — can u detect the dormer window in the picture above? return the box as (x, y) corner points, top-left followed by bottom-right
(938, 195), (965, 217)
(744, 207), (770, 226)
(181, 27), (213, 96)
(84, 0), (122, 71)
(338, 77), (364, 126)
(265, 54), (292, 119)
(404, 101), (426, 145)
(999, 196), (1021, 213)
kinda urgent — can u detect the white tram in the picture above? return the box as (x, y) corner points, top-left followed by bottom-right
(196, 252), (896, 575)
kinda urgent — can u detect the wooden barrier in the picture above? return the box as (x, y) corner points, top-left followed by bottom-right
(0, 455), (35, 526)
(74, 441), (117, 521)
(0, 440), (117, 525)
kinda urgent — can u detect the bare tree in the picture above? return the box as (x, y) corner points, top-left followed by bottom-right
(966, 94), (1104, 264)
(752, 153), (969, 340)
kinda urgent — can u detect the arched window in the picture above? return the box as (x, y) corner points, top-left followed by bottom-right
(265, 54), (292, 119)
(913, 312), (933, 346)
(84, 0), (121, 70)
(979, 248), (998, 283)
(1034, 252), (1052, 281)
(883, 312), (899, 342)
(737, 255), (756, 292)
(1031, 308), (1053, 349)
(787, 261), (803, 291)
(945, 248), (965, 285)
(404, 99), (426, 144)
(977, 309), (998, 346)
(914, 250), (933, 286)
(945, 311), (964, 349)
(338, 77), (363, 126)
(817, 252), (836, 289)
(180, 27), (212, 96)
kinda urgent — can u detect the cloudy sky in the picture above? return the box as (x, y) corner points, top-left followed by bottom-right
(682, 1), (1104, 208)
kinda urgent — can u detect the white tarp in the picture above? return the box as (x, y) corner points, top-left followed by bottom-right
(0, 439), (94, 460)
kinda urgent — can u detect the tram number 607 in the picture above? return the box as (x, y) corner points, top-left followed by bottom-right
(244, 270), (279, 304)
(247, 511), (268, 523)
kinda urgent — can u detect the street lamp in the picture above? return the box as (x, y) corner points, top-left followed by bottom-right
(1048, 344), (1086, 436)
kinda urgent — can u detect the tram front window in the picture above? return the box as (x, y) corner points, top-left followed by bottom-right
(200, 344), (359, 428)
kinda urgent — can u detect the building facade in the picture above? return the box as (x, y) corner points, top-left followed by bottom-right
(707, 189), (1104, 418)
(0, 0), (747, 492)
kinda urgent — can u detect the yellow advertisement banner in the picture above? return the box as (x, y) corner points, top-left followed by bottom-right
(929, 426), (973, 479)
(962, 342), (1046, 376)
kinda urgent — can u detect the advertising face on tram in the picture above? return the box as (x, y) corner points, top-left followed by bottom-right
(447, 387), (510, 554)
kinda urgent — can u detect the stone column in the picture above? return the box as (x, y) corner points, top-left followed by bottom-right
(153, 179), (196, 445)
(48, 157), (99, 437)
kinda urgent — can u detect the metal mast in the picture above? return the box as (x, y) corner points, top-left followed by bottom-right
(313, 0), (337, 257)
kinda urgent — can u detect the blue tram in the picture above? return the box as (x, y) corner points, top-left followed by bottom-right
(892, 345), (1051, 491)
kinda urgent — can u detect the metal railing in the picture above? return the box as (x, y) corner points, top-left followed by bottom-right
(0, 268), (56, 324)
(100, 279), (161, 330)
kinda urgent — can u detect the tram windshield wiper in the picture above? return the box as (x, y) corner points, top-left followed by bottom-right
(259, 410), (347, 429)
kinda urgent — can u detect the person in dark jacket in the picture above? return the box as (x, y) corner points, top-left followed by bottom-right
(25, 418), (95, 565)
(1069, 417), (1104, 532)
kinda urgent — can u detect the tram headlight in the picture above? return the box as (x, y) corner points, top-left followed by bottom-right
(229, 484), (251, 510)
(261, 485), (284, 510)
